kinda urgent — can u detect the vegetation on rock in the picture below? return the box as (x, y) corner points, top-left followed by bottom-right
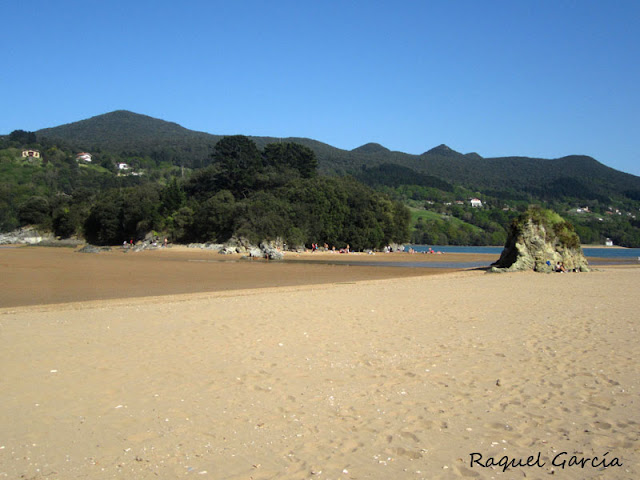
(491, 207), (589, 272)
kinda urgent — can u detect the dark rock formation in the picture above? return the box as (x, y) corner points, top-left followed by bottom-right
(491, 207), (589, 273)
(77, 245), (112, 253)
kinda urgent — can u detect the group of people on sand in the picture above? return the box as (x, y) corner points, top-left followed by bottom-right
(552, 261), (580, 273)
(309, 244), (447, 255)
(310, 242), (350, 253)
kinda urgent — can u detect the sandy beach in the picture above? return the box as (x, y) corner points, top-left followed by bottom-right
(0, 247), (638, 479)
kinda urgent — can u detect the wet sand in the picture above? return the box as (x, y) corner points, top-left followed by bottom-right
(0, 246), (638, 479)
(0, 246), (490, 308)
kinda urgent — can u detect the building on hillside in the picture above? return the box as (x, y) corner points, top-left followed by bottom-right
(76, 152), (92, 162)
(22, 149), (40, 158)
(470, 198), (483, 208)
(117, 162), (130, 170)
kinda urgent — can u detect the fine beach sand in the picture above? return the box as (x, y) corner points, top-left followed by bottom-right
(0, 247), (638, 479)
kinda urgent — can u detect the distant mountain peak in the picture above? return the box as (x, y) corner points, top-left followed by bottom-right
(36, 110), (197, 146)
(351, 142), (390, 154)
(423, 144), (462, 157)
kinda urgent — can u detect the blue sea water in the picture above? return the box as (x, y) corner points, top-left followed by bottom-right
(293, 245), (640, 270)
(581, 247), (640, 259)
(408, 245), (640, 260)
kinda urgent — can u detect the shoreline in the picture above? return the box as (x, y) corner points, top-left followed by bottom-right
(2, 245), (637, 309)
(0, 246), (470, 309)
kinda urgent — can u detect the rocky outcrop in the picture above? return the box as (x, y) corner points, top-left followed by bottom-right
(187, 243), (224, 251)
(217, 236), (285, 260)
(491, 207), (589, 273)
(260, 239), (285, 260)
(185, 236), (285, 259)
(0, 227), (55, 245)
(77, 245), (112, 253)
(218, 236), (255, 255)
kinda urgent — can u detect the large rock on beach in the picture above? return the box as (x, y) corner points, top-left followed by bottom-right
(189, 236), (285, 259)
(491, 207), (589, 273)
(0, 227), (54, 245)
(219, 236), (255, 255)
(260, 239), (285, 260)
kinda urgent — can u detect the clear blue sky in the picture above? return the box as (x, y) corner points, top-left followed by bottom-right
(2, 1), (639, 175)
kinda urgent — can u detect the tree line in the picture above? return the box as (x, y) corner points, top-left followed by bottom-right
(3, 129), (640, 248)
(3, 134), (410, 250)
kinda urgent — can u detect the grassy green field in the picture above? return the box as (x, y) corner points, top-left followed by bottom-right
(409, 207), (483, 232)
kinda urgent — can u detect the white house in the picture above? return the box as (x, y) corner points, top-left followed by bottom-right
(117, 162), (130, 170)
(605, 238), (614, 247)
(76, 152), (92, 162)
(470, 198), (483, 208)
(22, 149), (41, 158)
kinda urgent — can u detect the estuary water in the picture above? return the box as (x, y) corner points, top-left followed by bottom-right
(407, 244), (640, 266)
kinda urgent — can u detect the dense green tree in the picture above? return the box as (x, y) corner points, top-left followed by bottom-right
(18, 196), (51, 227)
(192, 190), (236, 242)
(184, 164), (223, 200)
(121, 184), (162, 239)
(212, 135), (262, 198)
(263, 142), (318, 178)
(52, 207), (79, 238)
(84, 192), (124, 245)
(234, 191), (293, 244)
(0, 201), (19, 231)
(166, 206), (195, 243)
(160, 177), (186, 214)
(9, 130), (37, 145)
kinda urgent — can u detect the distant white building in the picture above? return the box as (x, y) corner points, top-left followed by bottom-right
(22, 149), (40, 158)
(605, 238), (614, 247)
(117, 162), (130, 170)
(470, 198), (483, 208)
(76, 152), (92, 162)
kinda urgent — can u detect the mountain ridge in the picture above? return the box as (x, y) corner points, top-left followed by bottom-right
(31, 110), (640, 201)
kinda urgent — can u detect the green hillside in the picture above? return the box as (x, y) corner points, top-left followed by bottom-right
(33, 110), (640, 206)
(0, 110), (637, 247)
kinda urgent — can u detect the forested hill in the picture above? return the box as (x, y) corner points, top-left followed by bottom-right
(34, 110), (640, 201)
(36, 111), (224, 169)
(35, 110), (342, 170)
(3, 109), (639, 247)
